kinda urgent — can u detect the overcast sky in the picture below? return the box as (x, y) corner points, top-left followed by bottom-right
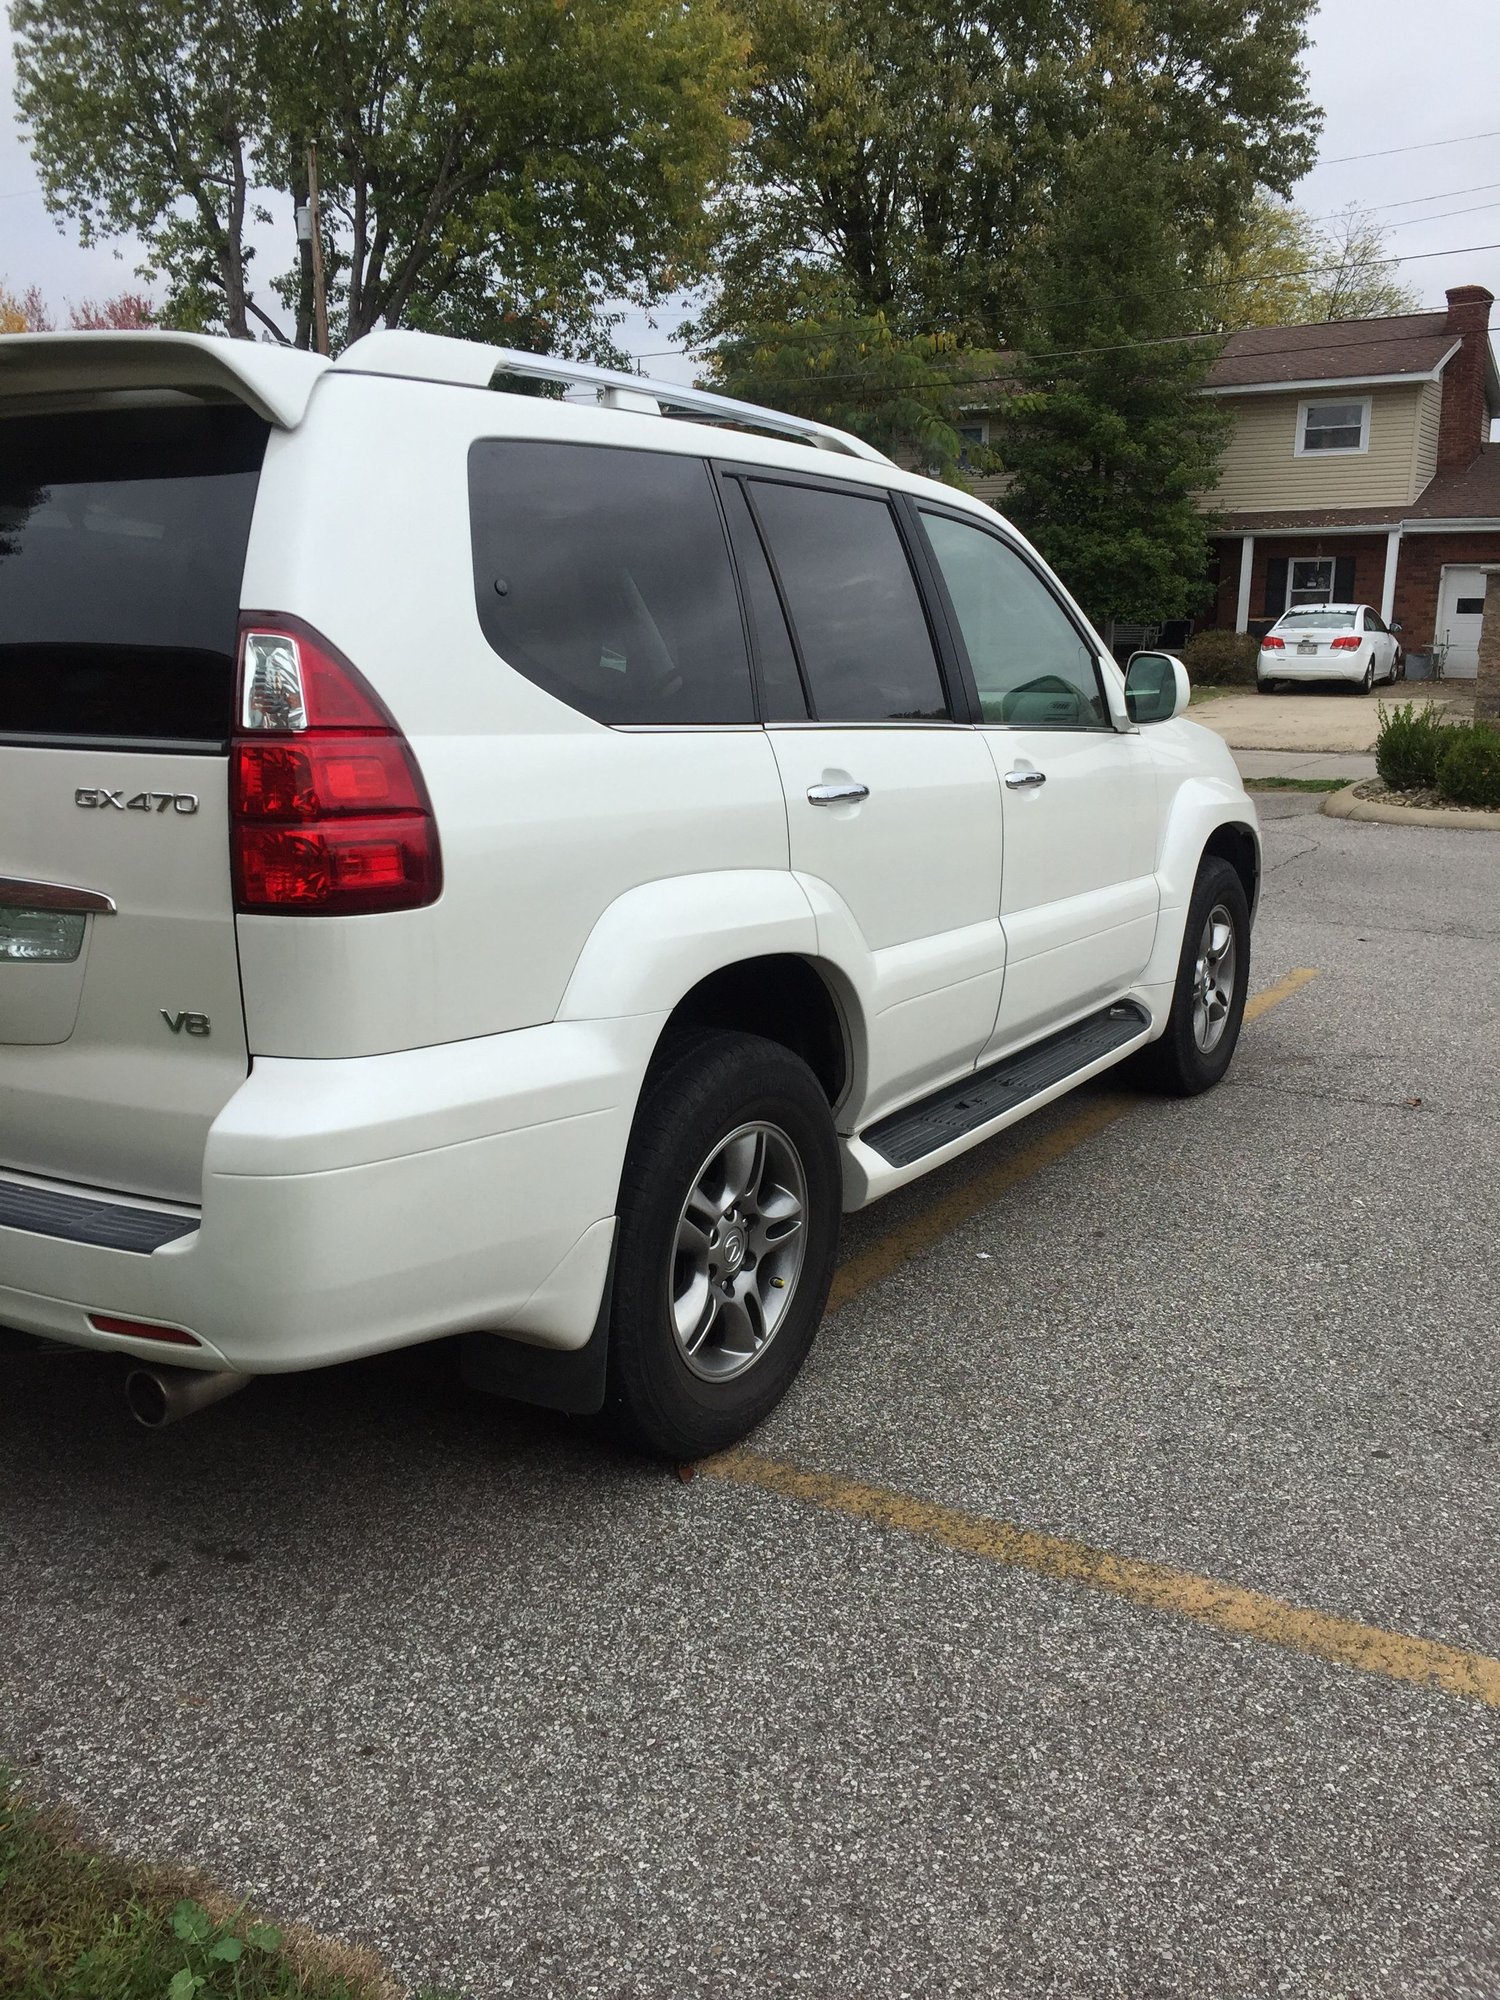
(2, 0), (1497, 383)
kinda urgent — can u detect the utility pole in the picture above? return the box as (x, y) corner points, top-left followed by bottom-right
(306, 143), (330, 357)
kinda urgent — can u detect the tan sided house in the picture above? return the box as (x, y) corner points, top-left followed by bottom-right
(1200, 286), (1499, 674)
(955, 285), (1500, 673)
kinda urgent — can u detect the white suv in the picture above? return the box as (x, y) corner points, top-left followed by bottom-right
(0, 329), (1260, 1458)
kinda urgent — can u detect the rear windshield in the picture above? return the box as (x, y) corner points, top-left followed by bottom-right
(0, 403), (267, 749)
(1278, 611), (1356, 630)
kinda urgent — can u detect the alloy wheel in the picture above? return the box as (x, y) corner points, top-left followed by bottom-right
(1192, 904), (1237, 1054)
(668, 1122), (809, 1382)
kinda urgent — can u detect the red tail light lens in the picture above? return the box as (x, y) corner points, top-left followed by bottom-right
(1260, 635), (1285, 650)
(1329, 635), (1361, 650)
(232, 616), (441, 915)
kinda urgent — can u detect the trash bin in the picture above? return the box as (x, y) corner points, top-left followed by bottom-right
(1405, 651), (1432, 680)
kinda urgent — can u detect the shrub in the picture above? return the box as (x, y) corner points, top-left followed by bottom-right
(1182, 628), (1258, 686)
(1436, 722), (1500, 809)
(1375, 700), (1450, 791)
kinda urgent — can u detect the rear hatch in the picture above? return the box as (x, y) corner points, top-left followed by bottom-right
(0, 401), (264, 1202)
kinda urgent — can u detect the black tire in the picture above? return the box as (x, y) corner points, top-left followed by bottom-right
(1130, 857), (1250, 1097)
(605, 1029), (840, 1459)
(1359, 657), (1374, 693)
(1257, 678), (1277, 695)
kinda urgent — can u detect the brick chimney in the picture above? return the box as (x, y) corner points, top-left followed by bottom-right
(1436, 284), (1494, 472)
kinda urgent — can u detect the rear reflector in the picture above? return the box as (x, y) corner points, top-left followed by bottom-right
(89, 1313), (202, 1348)
(232, 615), (441, 916)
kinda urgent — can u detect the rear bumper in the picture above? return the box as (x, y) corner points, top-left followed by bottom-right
(1259, 657), (1364, 683)
(0, 1015), (662, 1372)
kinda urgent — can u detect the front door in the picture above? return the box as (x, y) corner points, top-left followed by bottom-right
(1437, 567), (1487, 678)
(719, 471), (1006, 1123)
(912, 506), (1159, 1056)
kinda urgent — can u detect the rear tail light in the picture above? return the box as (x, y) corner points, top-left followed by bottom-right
(232, 616), (441, 915)
(1330, 635), (1361, 651)
(1260, 635), (1285, 650)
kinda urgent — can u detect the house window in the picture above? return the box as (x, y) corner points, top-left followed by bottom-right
(1295, 397), (1371, 456)
(956, 422), (988, 472)
(1288, 558), (1334, 608)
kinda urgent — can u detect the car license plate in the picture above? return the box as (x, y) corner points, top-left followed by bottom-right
(1298, 641), (1317, 655)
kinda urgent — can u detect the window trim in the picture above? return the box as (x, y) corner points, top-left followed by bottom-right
(719, 461), (968, 727)
(906, 497), (1116, 733)
(1285, 557), (1336, 611)
(1294, 395), (1372, 459)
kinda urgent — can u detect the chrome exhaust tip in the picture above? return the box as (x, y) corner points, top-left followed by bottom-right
(124, 1364), (250, 1428)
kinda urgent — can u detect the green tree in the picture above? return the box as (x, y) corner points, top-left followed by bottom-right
(691, 0), (1322, 354)
(1197, 196), (1419, 330)
(999, 133), (1231, 630)
(10, 0), (746, 351)
(709, 314), (1001, 478)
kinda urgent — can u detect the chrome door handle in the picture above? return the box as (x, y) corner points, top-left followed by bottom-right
(807, 782), (869, 806)
(1004, 769), (1046, 789)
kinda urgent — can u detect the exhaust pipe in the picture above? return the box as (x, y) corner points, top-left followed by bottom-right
(124, 1364), (251, 1429)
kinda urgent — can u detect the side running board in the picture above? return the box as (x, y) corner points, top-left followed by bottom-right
(0, 1174), (199, 1253)
(862, 1001), (1151, 1170)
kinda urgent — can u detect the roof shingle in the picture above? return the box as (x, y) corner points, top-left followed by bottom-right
(1206, 313), (1455, 390)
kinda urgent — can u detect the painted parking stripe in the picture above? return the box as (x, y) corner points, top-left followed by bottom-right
(694, 965), (1500, 1713)
(699, 1449), (1500, 1709)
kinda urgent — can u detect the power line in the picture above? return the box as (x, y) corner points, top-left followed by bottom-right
(1328, 178), (1500, 218)
(1318, 126), (1500, 167)
(1386, 198), (1500, 231)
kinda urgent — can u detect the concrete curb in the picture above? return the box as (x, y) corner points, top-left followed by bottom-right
(1322, 783), (1500, 832)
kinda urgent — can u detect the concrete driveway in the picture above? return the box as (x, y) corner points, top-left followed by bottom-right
(3, 798), (1500, 1999)
(1195, 686), (1419, 755)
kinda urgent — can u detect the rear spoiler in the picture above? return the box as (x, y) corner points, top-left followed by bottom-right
(0, 330), (329, 429)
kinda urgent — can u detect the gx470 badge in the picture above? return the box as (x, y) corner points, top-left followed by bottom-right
(76, 788), (199, 815)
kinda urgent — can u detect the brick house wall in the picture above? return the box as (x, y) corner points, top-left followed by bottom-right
(1207, 533), (1391, 631)
(1436, 287), (1493, 472)
(1391, 533), (1500, 650)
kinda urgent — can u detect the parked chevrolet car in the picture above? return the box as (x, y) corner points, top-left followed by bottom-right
(0, 330), (1260, 1458)
(1257, 603), (1404, 692)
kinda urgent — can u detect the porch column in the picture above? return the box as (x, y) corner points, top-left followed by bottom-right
(1476, 570), (1500, 724)
(1235, 535), (1255, 634)
(1380, 528), (1401, 625)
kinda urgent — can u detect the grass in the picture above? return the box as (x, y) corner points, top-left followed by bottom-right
(0, 1768), (405, 2000)
(1242, 777), (1348, 793)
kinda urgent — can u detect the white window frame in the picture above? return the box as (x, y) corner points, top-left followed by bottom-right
(1294, 395), (1371, 458)
(1286, 557), (1335, 610)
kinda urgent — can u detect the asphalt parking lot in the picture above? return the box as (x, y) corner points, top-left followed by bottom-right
(3, 794), (1499, 2000)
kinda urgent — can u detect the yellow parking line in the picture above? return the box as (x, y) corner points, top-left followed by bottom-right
(699, 1450), (1500, 1709)
(1244, 965), (1320, 1021)
(829, 968), (1320, 1317)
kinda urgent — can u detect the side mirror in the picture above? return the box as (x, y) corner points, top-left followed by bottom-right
(1124, 650), (1190, 724)
(1390, 622), (1403, 635)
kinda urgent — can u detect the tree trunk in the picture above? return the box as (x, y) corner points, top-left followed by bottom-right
(221, 134), (250, 339)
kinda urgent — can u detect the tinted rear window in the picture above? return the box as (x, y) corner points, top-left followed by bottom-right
(469, 441), (754, 725)
(0, 403), (266, 748)
(1278, 612), (1355, 630)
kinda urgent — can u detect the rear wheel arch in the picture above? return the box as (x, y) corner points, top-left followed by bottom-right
(650, 955), (853, 1112)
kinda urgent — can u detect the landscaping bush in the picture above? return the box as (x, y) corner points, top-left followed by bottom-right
(1182, 628), (1258, 686)
(1374, 700), (1450, 791)
(1436, 722), (1500, 809)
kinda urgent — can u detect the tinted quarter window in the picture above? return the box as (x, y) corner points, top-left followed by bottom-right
(0, 404), (267, 747)
(747, 481), (949, 722)
(919, 510), (1106, 728)
(469, 442), (754, 726)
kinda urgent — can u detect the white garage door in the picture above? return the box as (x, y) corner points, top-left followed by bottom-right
(1436, 566), (1488, 678)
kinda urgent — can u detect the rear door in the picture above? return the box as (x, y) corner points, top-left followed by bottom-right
(0, 402), (262, 1201)
(721, 470), (1006, 1119)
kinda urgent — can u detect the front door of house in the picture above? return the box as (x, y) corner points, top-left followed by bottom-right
(1437, 567), (1487, 678)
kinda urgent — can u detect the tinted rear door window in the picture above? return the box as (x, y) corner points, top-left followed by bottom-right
(469, 441), (754, 725)
(746, 480), (949, 722)
(0, 404), (267, 748)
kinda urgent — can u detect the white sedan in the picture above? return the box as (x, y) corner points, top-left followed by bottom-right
(1257, 605), (1404, 692)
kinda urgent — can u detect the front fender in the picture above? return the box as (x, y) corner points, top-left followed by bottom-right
(1137, 736), (1261, 990)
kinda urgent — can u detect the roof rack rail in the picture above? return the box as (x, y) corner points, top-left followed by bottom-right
(332, 329), (892, 465)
